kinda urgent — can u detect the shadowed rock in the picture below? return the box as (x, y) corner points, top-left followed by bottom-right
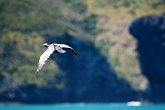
(0, 33), (139, 103)
(129, 14), (165, 102)
(45, 33), (138, 102)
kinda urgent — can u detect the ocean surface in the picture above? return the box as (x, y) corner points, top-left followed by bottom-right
(0, 103), (165, 110)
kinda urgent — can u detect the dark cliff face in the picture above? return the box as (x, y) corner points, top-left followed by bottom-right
(45, 34), (138, 103)
(0, 34), (139, 104)
(129, 14), (165, 102)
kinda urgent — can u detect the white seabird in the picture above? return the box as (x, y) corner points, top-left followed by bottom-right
(36, 43), (79, 73)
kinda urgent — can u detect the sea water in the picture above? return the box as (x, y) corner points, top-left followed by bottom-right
(0, 103), (165, 110)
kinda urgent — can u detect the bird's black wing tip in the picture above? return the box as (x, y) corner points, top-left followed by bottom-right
(71, 49), (80, 57)
(74, 51), (80, 57)
(76, 53), (80, 57)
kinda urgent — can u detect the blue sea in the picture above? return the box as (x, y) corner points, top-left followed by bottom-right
(0, 103), (165, 110)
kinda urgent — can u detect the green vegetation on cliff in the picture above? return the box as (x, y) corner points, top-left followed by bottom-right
(85, 0), (165, 90)
(0, 0), (165, 102)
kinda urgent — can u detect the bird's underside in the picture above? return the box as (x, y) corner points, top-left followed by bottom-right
(36, 43), (79, 73)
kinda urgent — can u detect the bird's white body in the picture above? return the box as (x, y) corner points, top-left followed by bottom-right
(36, 43), (79, 73)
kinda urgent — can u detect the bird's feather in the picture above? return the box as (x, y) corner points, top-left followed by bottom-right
(54, 44), (79, 56)
(36, 44), (55, 73)
(70, 48), (80, 56)
(55, 45), (66, 54)
(35, 43), (79, 74)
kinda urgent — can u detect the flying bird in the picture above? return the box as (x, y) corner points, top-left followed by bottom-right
(36, 43), (79, 73)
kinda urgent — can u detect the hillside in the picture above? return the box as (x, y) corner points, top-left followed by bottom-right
(84, 0), (165, 90)
(0, 0), (165, 103)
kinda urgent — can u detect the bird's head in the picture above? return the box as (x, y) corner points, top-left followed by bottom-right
(41, 43), (49, 47)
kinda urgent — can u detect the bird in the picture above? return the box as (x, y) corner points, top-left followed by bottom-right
(36, 43), (79, 74)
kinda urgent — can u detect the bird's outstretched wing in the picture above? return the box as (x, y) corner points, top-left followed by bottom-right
(36, 44), (55, 74)
(54, 44), (80, 56)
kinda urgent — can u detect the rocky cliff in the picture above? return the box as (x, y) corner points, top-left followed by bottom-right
(129, 14), (165, 102)
(0, 33), (140, 103)
(0, 0), (164, 104)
